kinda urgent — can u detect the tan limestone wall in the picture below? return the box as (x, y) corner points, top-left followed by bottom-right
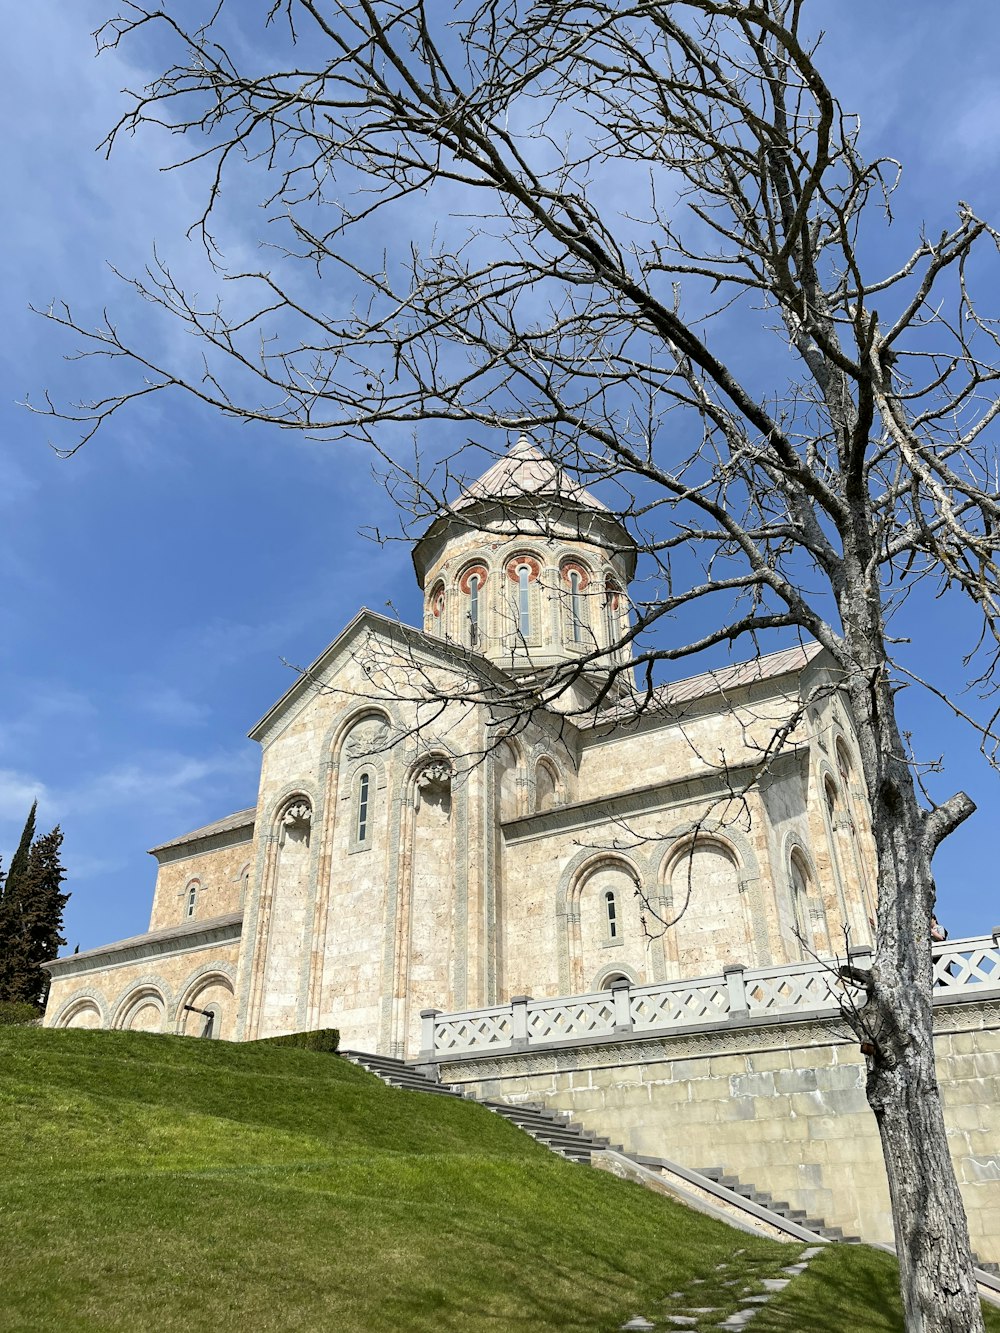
(240, 642), (495, 1056)
(148, 835), (253, 931)
(441, 1000), (1000, 1265)
(44, 937), (241, 1040)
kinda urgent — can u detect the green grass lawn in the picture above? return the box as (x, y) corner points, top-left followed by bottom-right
(0, 1027), (995, 1332)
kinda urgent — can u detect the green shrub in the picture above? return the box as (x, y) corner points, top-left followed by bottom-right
(0, 1002), (41, 1027)
(254, 1028), (340, 1054)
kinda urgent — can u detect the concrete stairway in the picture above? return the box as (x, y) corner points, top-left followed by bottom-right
(341, 1050), (616, 1162)
(341, 1048), (1000, 1300)
(695, 1165), (859, 1243)
(341, 1050), (849, 1243)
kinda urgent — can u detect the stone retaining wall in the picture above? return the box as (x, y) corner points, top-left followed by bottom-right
(438, 997), (1000, 1264)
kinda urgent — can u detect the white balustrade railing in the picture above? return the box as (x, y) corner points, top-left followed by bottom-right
(421, 931), (1000, 1061)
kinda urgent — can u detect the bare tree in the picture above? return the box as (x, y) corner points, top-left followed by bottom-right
(34, 2), (1000, 1327)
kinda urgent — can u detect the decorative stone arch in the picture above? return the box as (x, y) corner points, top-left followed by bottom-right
(556, 848), (645, 993)
(493, 735), (526, 821)
(237, 861), (252, 908)
(175, 963), (237, 1039)
(262, 784), (317, 842)
(656, 821), (769, 972)
(455, 557), (493, 648)
(52, 988), (110, 1030)
(818, 748), (872, 941)
(601, 569), (627, 652)
(556, 555), (595, 642)
(425, 576), (446, 636)
(502, 550), (545, 647)
(532, 754), (562, 813)
(778, 832), (831, 959)
(327, 704), (398, 769)
(591, 961), (642, 992)
(385, 741), (467, 1056)
(329, 707), (396, 852)
(112, 979), (172, 1033)
(656, 821), (760, 893)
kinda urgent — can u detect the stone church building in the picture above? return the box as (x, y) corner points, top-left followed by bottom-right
(42, 439), (878, 1054)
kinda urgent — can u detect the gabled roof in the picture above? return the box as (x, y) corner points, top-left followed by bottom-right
(454, 436), (608, 513)
(657, 641), (824, 706)
(586, 640), (825, 728)
(149, 808), (256, 856)
(247, 607), (521, 744)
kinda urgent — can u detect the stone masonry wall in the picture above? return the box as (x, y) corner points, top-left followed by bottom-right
(440, 998), (1000, 1264)
(148, 832), (253, 931)
(44, 935), (241, 1040)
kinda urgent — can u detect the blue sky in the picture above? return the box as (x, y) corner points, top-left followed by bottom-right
(3, 2), (1000, 953)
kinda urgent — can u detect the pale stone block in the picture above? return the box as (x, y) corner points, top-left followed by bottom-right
(716, 1097), (756, 1122)
(743, 1048), (792, 1073)
(709, 1054), (749, 1077)
(774, 1067), (818, 1094)
(730, 1070), (776, 1098)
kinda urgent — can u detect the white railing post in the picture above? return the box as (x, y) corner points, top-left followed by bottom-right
(992, 926), (1000, 948)
(848, 945), (873, 972)
(724, 964), (748, 1021)
(511, 995), (531, 1049)
(419, 1008), (441, 1062)
(610, 978), (633, 1033)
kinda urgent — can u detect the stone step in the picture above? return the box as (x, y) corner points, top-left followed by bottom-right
(381, 1080), (465, 1097)
(493, 1112), (605, 1141)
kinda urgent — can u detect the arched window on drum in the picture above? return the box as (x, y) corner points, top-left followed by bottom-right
(604, 577), (623, 652)
(561, 561), (591, 644)
(458, 564), (489, 649)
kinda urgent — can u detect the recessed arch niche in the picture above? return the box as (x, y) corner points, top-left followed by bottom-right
(58, 998), (104, 1030)
(568, 856), (648, 993)
(114, 986), (167, 1033)
(663, 836), (751, 975)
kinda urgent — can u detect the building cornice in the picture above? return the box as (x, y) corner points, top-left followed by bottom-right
(501, 747), (806, 842)
(43, 912), (243, 980)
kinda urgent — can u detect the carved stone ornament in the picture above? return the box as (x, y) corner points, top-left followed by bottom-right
(416, 760), (453, 791)
(282, 800), (312, 831)
(346, 722), (393, 762)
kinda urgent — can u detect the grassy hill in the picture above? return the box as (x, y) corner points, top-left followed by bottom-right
(0, 1027), (996, 1332)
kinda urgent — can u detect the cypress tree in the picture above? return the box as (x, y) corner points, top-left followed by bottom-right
(0, 804), (69, 1009)
(18, 828), (68, 1008)
(0, 803), (35, 1003)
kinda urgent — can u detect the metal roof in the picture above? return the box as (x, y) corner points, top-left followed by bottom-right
(149, 807), (255, 855)
(453, 436), (609, 513)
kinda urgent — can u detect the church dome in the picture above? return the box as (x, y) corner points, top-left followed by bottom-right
(412, 437), (636, 686)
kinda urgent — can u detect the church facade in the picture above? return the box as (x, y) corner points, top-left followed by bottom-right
(42, 440), (878, 1056)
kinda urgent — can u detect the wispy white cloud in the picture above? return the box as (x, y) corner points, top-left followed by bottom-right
(60, 747), (257, 821)
(0, 769), (49, 822)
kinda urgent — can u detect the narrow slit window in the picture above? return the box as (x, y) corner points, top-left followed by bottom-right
(518, 565), (531, 638)
(469, 574), (479, 645)
(186, 883), (197, 919)
(605, 889), (618, 939)
(605, 584), (618, 648)
(357, 772), (370, 843)
(569, 570), (582, 642)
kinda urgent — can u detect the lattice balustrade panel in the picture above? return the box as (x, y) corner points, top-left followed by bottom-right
(630, 982), (730, 1029)
(434, 1010), (514, 1053)
(745, 968), (839, 1015)
(932, 942), (1000, 993)
(525, 996), (616, 1042)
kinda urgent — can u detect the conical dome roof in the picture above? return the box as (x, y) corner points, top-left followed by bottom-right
(453, 435), (609, 513)
(412, 434), (636, 587)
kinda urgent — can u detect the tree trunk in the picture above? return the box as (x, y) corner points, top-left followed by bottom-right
(844, 644), (984, 1333)
(867, 1022), (983, 1332)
